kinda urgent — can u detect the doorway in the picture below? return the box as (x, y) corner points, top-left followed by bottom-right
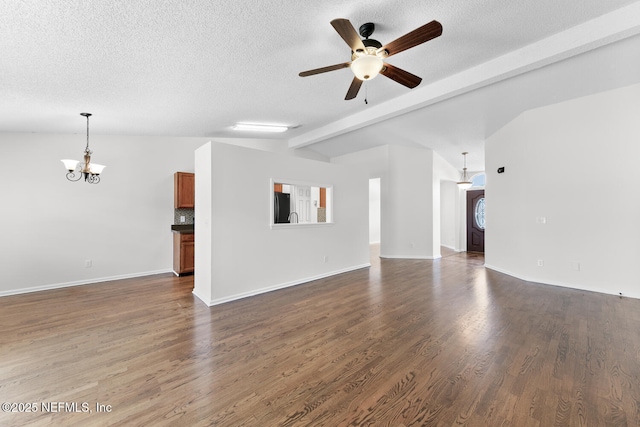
(369, 178), (381, 244)
(466, 189), (485, 252)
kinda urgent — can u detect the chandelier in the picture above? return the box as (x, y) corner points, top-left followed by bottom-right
(61, 113), (106, 184)
(457, 152), (472, 189)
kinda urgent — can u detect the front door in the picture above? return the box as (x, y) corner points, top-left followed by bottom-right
(466, 190), (485, 252)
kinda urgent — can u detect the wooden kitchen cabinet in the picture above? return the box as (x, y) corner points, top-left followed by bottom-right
(173, 232), (194, 275)
(174, 172), (195, 208)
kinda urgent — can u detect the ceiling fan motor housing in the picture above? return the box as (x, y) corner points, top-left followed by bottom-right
(359, 22), (375, 38)
(355, 22), (384, 54)
(351, 38), (385, 61)
(363, 38), (382, 49)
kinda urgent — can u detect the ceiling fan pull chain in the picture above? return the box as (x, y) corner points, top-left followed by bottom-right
(364, 82), (368, 104)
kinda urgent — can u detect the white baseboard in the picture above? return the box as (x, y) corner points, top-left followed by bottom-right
(0, 269), (173, 298)
(483, 264), (523, 279)
(379, 254), (441, 260)
(196, 263), (371, 307)
(484, 264), (640, 300)
(191, 288), (210, 306)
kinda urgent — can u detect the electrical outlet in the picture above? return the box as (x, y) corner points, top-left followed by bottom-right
(180, 216), (186, 223)
(84, 259), (92, 268)
(537, 259), (544, 267)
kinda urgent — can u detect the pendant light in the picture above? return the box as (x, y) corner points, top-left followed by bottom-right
(61, 113), (106, 184)
(457, 152), (472, 190)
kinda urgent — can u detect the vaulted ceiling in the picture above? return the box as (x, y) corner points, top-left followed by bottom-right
(2, 0), (640, 171)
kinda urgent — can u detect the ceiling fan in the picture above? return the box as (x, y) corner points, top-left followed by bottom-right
(299, 19), (443, 100)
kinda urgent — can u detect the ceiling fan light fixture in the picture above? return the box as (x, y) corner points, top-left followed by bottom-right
(232, 123), (289, 133)
(299, 19), (442, 99)
(350, 54), (383, 81)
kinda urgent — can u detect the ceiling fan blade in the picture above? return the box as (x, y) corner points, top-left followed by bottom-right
(378, 20), (442, 58)
(331, 18), (366, 53)
(345, 77), (363, 100)
(299, 62), (351, 77)
(380, 63), (422, 88)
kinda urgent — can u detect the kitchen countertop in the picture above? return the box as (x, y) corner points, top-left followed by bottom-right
(171, 224), (194, 233)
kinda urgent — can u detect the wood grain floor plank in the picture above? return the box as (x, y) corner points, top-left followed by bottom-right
(2, 247), (640, 426)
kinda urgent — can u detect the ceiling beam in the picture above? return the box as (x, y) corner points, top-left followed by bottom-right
(288, 2), (640, 149)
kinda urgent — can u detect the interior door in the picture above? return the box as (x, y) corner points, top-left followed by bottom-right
(295, 186), (311, 222)
(466, 190), (485, 253)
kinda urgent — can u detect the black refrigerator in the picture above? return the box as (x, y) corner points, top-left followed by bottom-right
(274, 192), (290, 223)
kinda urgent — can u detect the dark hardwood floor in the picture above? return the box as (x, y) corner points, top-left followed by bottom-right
(1, 246), (639, 426)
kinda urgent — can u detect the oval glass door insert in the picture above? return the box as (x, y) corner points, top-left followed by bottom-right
(475, 197), (486, 230)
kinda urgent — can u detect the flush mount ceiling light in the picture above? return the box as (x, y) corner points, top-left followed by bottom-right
(232, 123), (289, 133)
(457, 152), (472, 190)
(61, 113), (106, 184)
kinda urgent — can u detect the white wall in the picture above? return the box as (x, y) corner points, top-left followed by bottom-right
(384, 145), (435, 258)
(0, 133), (207, 295)
(369, 178), (381, 243)
(211, 137), (329, 162)
(332, 145), (461, 259)
(485, 83), (640, 298)
(0, 133), (322, 297)
(440, 180), (459, 250)
(433, 151), (463, 253)
(194, 142), (369, 306)
(193, 142), (212, 304)
(332, 145), (390, 250)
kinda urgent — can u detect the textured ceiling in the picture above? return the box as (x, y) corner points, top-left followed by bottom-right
(2, 0), (640, 171)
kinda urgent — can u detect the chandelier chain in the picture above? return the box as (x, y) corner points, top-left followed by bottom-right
(81, 112), (92, 155)
(85, 114), (91, 154)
